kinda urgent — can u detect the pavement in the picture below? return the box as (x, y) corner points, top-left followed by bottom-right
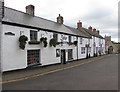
(2, 54), (110, 84)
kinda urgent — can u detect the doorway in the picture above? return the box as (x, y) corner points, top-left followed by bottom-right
(61, 49), (66, 64)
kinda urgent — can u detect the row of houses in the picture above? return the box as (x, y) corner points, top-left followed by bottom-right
(1, 4), (106, 72)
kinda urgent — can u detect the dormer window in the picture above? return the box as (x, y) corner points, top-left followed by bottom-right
(30, 30), (37, 41)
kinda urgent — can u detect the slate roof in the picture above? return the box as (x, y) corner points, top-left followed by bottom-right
(2, 7), (90, 38)
(81, 27), (104, 39)
(65, 26), (92, 38)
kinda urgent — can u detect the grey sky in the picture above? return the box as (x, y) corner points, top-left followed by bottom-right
(5, 0), (119, 42)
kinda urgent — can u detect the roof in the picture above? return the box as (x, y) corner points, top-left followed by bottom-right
(2, 7), (90, 38)
(65, 26), (92, 38)
(81, 27), (104, 39)
(77, 28), (92, 38)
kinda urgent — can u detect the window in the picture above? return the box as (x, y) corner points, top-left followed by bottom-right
(88, 47), (91, 53)
(88, 39), (90, 44)
(81, 47), (85, 54)
(27, 50), (40, 66)
(53, 33), (58, 39)
(69, 36), (71, 43)
(99, 38), (101, 45)
(68, 49), (73, 60)
(56, 49), (60, 57)
(80, 38), (83, 44)
(93, 37), (95, 42)
(53, 33), (58, 41)
(30, 30), (37, 41)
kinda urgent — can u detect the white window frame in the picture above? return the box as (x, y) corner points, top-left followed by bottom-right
(30, 30), (38, 41)
(81, 47), (85, 54)
(80, 38), (83, 44)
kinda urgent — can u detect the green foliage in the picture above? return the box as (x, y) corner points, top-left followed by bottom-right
(19, 35), (28, 50)
(68, 42), (74, 46)
(40, 37), (48, 47)
(49, 38), (57, 47)
(73, 41), (78, 46)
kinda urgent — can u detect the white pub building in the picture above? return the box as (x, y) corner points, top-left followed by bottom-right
(1, 4), (106, 72)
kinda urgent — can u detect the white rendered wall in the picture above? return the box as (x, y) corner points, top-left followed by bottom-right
(78, 37), (89, 59)
(2, 24), (28, 72)
(2, 24), (79, 71)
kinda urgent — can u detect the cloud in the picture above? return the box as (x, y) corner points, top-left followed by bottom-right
(4, 0), (119, 42)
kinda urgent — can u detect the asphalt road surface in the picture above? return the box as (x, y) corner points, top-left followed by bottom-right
(3, 54), (118, 90)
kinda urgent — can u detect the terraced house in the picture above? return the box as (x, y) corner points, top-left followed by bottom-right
(1, 4), (106, 72)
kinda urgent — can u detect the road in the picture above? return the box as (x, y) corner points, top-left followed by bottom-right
(3, 54), (118, 90)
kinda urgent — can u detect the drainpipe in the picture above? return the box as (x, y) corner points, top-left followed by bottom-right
(0, 1), (4, 91)
(77, 37), (78, 60)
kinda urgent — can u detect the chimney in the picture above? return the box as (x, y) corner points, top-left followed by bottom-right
(57, 14), (64, 24)
(97, 30), (100, 35)
(77, 20), (82, 29)
(26, 5), (35, 16)
(88, 26), (92, 31)
(93, 28), (96, 32)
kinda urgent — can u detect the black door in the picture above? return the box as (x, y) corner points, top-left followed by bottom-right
(61, 50), (66, 64)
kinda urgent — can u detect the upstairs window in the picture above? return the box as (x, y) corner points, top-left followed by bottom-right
(80, 38), (83, 44)
(53, 33), (58, 41)
(99, 38), (101, 45)
(69, 36), (71, 43)
(93, 37), (95, 42)
(88, 39), (90, 44)
(30, 30), (37, 41)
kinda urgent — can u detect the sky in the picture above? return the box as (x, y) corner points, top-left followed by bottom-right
(4, 0), (119, 42)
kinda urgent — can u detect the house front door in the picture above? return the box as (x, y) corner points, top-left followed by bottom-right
(61, 49), (66, 64)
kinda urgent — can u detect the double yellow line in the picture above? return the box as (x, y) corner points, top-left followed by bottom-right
(1, 55), (110, 84)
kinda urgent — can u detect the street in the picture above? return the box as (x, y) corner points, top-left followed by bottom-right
(2, 54), (118, 90)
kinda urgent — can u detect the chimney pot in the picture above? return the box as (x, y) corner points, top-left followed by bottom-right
(93, 28), (96, 32)
(88, 26), (92, 31)
(57, 14), (64, 24)
(77, 20), (82, 29)
(26, 5), (35, 16)
(97, 30), (100, 34)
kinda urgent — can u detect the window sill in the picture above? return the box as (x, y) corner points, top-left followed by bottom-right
(28, 41), (40, 45)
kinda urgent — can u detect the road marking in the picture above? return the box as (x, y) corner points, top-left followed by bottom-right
(1, 55), (110, 84)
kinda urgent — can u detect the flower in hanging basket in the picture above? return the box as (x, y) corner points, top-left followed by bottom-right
(40, 37), (48, 47)
(68, 42), (74, 46)
(49, 38), (57, 47)
(19, 35), (28, 50)
(73, 41), (78, 46)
